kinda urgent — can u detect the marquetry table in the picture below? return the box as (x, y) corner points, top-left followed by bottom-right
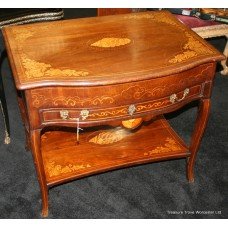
(2, 11), (224, 217)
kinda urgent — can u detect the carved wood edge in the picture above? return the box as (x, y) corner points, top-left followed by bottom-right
(192, 24), (228, 75)
(192, 24), (228, 39)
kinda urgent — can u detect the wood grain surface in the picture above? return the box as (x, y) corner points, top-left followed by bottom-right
(2, 11), (224, 90)
(2, 10), (224, 217)
(41, 116), (189, 186)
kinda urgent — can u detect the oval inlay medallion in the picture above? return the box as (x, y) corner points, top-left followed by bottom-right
(91, 37), (131, 48)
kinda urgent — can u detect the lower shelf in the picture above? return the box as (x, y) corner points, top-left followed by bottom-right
(41, 116), (190, 186)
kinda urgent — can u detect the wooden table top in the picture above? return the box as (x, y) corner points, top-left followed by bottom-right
(2, 10), (224, 90)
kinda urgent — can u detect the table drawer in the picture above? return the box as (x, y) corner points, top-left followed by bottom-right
(40, 83), (204, 124)
(29, 63), (214, 112)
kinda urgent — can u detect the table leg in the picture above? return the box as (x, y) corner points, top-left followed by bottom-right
(30, 129), (49, 217)
(221, 35), (228, 76)
(187, 99), (211, 183)
(17, 92), (31, 151)
(0, 49), (10, 144)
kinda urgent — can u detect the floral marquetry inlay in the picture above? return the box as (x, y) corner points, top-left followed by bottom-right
(31, 91), (115, 108)
(91, 37), (131, 48)
(21, 54), (89, 79)
(144, 138), (182, 156)
(13, 30), (34, 42)
(125, 12), (180, 27)
(47, 161), (91, 177)
(168, 32), (214, 63)
(89, 129), (130, 145)
(125, 12), (215, 64)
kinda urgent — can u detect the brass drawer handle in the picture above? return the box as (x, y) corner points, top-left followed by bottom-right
(80, 109), (90, 120)
(170, 88), (190, 104)
(60, 110), (69, 120)
(59, 109), (90, 120)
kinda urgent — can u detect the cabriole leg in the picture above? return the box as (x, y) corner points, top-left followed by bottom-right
(187, 99), (211, 183)
(30, 129), (49, 217)
(17, 93), (31, 151)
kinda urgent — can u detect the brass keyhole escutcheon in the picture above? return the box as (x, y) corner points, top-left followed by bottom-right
(128, 104), (136, 116)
